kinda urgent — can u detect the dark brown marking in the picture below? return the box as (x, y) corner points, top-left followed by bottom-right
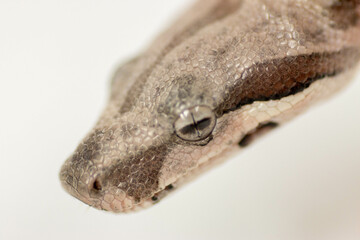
(120, 0), (243, 113)
(219, 48), (360, 114)
(239, 122), (278, 147)
(328, 0), (360, 29)
(104, 144), (171, 201)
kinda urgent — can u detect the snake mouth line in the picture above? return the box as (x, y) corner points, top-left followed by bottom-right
(147, 141), (241, 207)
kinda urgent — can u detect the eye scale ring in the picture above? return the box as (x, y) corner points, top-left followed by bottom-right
(174, 105), (216, 142)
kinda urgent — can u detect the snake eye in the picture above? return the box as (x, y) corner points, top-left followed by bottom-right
(174, 105), (216, 141)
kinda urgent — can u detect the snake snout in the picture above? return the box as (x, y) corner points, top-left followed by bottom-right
(59, 158), (104, 209)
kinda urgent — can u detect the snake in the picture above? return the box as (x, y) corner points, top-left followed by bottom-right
(59, 0), (360, 213)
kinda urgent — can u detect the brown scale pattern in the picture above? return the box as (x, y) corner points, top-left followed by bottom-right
(59, 0), (360, 212)
(119, 0), (242, 113)
(103, 144), (170, 202)
(219, 48), (360, 113)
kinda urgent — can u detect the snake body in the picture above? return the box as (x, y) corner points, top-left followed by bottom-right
(60, 0), (360, 212)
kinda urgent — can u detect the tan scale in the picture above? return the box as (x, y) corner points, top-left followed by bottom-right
(60, 0), (360, 213)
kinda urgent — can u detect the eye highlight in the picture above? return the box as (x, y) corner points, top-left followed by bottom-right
(174, 105), (216, 141)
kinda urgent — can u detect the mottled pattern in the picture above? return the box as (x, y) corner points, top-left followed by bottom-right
(119, 0), (242, 113)
(60, 0), (360, 212)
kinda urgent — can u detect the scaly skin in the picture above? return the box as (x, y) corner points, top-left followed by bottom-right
(60, 0), (360, 212)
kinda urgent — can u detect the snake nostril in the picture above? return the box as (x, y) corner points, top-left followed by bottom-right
(92, 179), (102, 191)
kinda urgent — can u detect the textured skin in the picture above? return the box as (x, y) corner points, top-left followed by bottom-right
(60, 0), (360, 212)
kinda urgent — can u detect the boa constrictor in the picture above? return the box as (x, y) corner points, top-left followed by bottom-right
(60, 0), (360, 213)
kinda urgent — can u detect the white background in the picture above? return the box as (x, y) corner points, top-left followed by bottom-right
(1, 1), (360, 240)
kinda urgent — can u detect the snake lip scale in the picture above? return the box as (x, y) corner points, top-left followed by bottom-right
(59, 0), (360, 213)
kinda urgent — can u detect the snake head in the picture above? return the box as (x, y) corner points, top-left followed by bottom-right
(59, 95), (225, 212)
(60, 0), (360, 212)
